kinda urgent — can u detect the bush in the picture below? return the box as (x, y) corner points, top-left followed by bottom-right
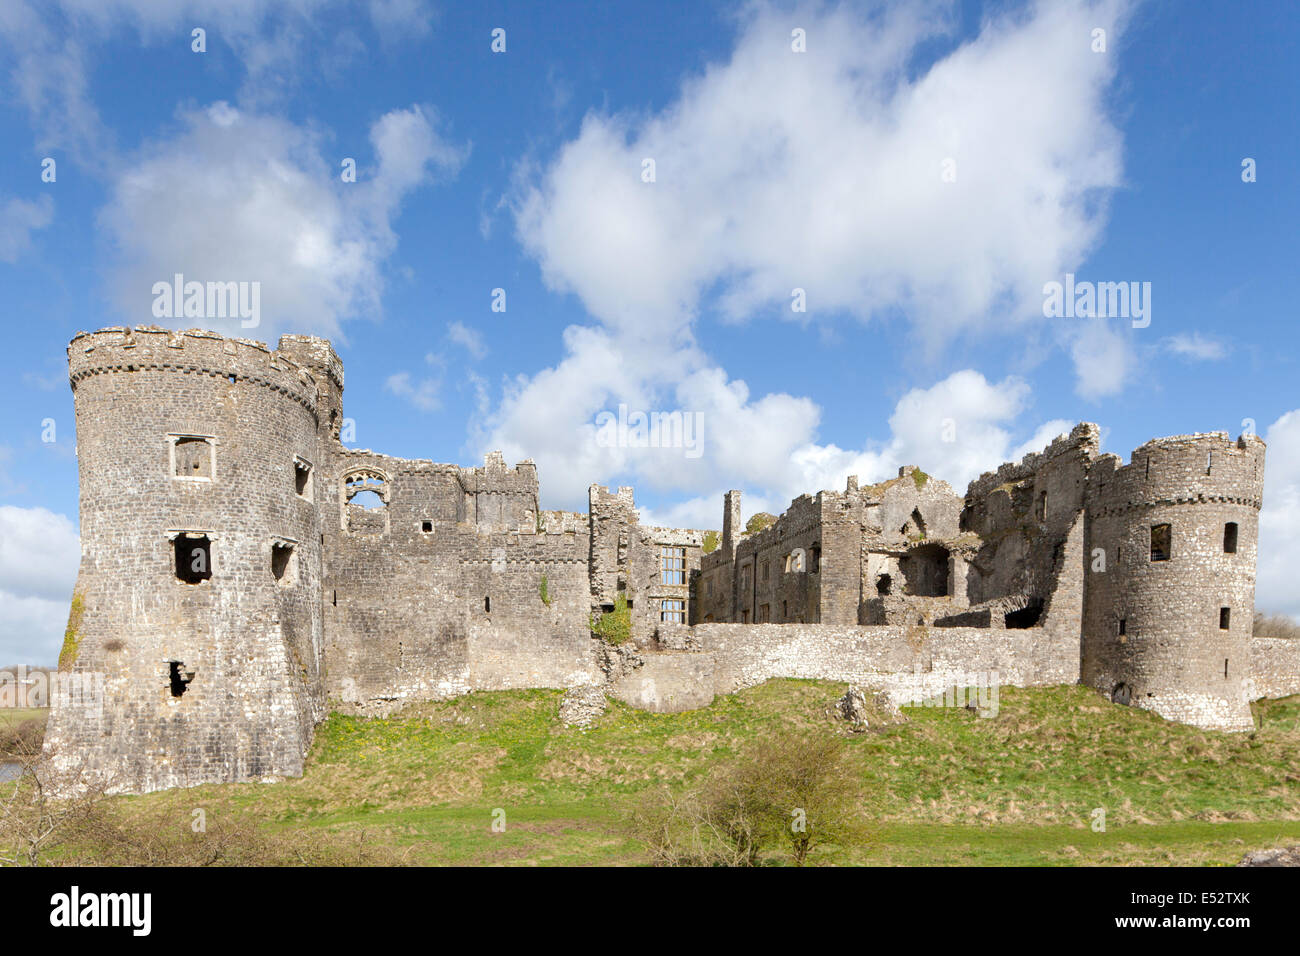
(591, 593), (631, 645)
(702, 530), (719, 554)
(745, 513), (777, 535)
(0, 718), (44, 757)
(628, 728), (870, 866)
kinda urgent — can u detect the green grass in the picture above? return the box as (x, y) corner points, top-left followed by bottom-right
(0, 709), (46, 731)
(83, 683), (1300, 865)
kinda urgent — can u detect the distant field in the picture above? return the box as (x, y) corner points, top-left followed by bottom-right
(61, 681), (1300, 866)
(0, 709), (46, 729)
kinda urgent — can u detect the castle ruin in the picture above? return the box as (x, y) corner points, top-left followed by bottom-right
(44, 326), (1300, 794)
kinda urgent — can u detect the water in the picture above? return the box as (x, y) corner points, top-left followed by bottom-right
(0, 761), (21, 782)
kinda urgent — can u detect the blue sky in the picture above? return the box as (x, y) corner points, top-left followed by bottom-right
(1, 0), (1298, 662)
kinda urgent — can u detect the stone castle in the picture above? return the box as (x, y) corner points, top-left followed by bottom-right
(44, 326), (1300, 794)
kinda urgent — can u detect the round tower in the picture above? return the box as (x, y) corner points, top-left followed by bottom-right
(1082, 431), (1265, 731)
(45, 325), (328, 793)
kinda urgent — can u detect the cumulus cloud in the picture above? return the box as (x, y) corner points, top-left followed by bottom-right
(0, 0), (437, 166)
(0, 506), (80, 665)
(636, 370), (1072, 529)
(97, 102), (465, 341)
(480, 337), (1068, 524)
(0, 194), (54, 263)
(514, 0), (1127, 345)
(487, 0), (1127, 513)
(1257, 409), (1300, 621)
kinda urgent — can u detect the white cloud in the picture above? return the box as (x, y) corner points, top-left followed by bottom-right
(0, 194), (54, 263)
(447, 321), (488, 359)
(385, 373), (441, 412)
(0, 506), (80, 665)
(514, 0), (1127, 347)
(1009, 419), (1077, 462)
(1164, 332), (1228, 361)
(1258, 409), (1300, 620)
(0, 1), (437, 165)
(369, 0), (434, 43)
(96, 102), (465, 342)
(488, 0), (1129, 513)
(1070, 318), (1134, 400)
(637, 370), (1071, 530)
(478, 321), (1066, 519)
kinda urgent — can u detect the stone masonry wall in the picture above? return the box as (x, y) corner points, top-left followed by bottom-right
(46, 327), (327, 793)
(50, 325), (1290, 794)
(1250, 637), (1300, 700)
(1081, 433), (1265, 731)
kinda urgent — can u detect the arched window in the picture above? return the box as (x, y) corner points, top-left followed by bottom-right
(343, 469), (390, 534)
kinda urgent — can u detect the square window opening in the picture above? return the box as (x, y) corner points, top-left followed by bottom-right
(174, 535), (212, 584)
(172, 436), (213, 480)
(1150, 523), (1171, 562)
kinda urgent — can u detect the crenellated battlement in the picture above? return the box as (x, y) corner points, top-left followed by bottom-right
(51, 323), (1280, 795)
(966, 422), (1100, 500)
(68, 325), (321, 413)
(1088, 431), (1265, 514)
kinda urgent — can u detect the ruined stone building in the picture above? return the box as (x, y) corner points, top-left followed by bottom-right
(45, 326), (1300, 794)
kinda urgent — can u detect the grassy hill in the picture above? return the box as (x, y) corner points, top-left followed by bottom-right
(70, 681), (1300, 866)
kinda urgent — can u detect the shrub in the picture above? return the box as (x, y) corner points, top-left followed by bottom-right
(591, 593), (631, 645)
(628, 728), (870, 866)
(0, 718), (44, 757)
(702, 530), (719, 554)
(745, 513), (777, 535)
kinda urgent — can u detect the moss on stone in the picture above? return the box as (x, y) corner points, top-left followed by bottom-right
(59, 592), (85, 670)
(745, 512), (777, 535)
(539, 574), (552, 606)
(702, 530), (719, 554)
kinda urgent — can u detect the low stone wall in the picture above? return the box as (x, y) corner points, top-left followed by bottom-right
(608, 652), (716, 713)
(1250, 637), (1300, 700)
(639, 621), (1073, 710)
